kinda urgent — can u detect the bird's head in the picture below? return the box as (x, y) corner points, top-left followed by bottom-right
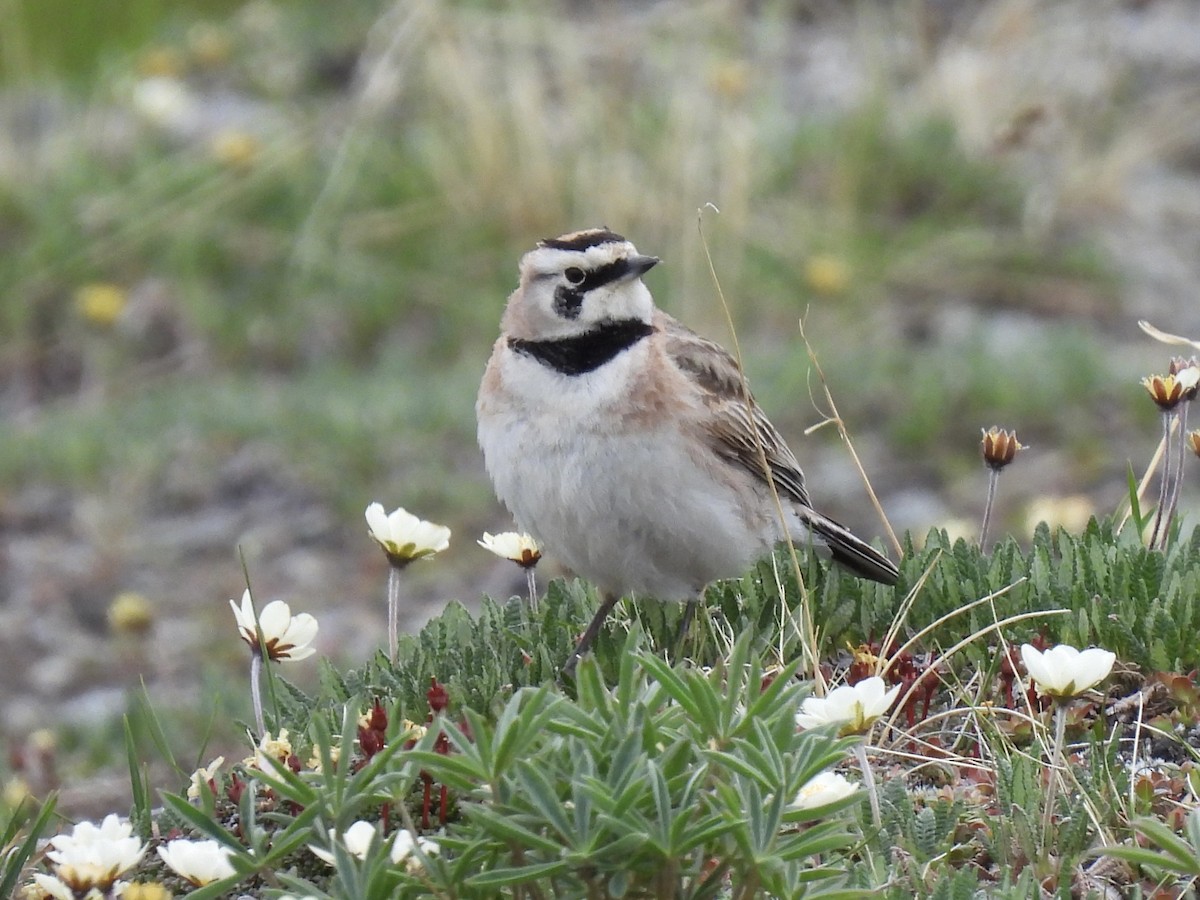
(502, 228), (660, 339)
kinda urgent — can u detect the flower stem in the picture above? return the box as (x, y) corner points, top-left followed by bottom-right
(979, 468), (1000, 549)
(387, 565), (400, 663)
(525, 567), (539, 615)
(1162, 404), (1190, 549)
(250, 652), (265, 737)
(853, 741), (881, 827)
(1149, 412), (1174, 548)
(1040, 701), (1068, 858)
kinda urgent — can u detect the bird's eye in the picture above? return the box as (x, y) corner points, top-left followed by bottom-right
(564, 266), (585, 285)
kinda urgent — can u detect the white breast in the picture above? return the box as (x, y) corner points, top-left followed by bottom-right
(477, 345), (780, 599)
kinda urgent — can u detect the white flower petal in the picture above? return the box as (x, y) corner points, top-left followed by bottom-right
(231, 595), (318, 662)
(343, 821), (377, 858)
(230, 590), (255, 634)
(390, 830), (415, 864)
(309, 821), (377, 866)
(791, 771), (859, 810)
(365, 502), (389, 540)
(44, 814), (145, 890)
(367, 503), (451, 562)
(478, 531), (540, 564)
(877, 681), (902, 716)
(795, 676), (897, 734)
(281, 613), (320, 649)
(257, 600), (292, 637)
(1022, 643), (1115, 698)
(187, 756), (225, 801)
(1020, 644), (1052, 688)
(33, 874), (76, 900)
(1074, 647), (1116, 692)
(308, 844), (335, 866)
(156, 839), (236, 886)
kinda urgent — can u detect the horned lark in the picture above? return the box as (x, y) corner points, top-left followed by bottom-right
(477, 228), (898, 673)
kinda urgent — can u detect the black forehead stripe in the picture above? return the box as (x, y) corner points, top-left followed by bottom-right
(539, 229), (626, 252)
(508, 320), (654, 376)
(577, 258), (631, 292)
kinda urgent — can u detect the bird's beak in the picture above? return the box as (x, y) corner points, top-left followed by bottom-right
(626, 255), (660, 279)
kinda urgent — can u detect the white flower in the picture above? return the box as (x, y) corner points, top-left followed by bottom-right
(306, 742), (341, 773)
(47, 813), (138, 854)
(399, 719), (428, 742)
(230, 591), (318, 661)
(390, 831), (440, 872)
(365, 502), (451, 566)
(31, 874), (80, 900)
(243, 729), (293, 771)
(45, 814), (145, 891)
(790, 771), (859, 811)
(477, 532), (541, 568)
(1020, 643), (1115, 699)
(795, 676), (900, 735)
(155, 839), (236, 886)
(186, 756), (225, 801)
(309, 820), (378, 866)
(130, 76), (198, 131)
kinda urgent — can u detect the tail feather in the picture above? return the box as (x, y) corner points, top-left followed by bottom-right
(801, 511), (899, 586)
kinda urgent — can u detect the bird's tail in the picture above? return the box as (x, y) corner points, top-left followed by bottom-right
(799, 510), (899, 586)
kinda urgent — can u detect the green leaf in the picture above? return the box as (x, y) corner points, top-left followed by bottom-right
(1101, 844), (1200, 876)
(464, 804), (564, 855)
(514, 760), (574, 839)
(159, 792), (247, 852)
(256, 804), (322, 865)
(123, 715), (152, 839)
(465, 860), (571, 887)
(1124, 817), (1200, 874)
(125, 683), (182, 774)
(638, 653), (706, 723)
(608, 867), (631, 897)
(776, 818), (856, 861)
(492, 686), (560, 778)
(704, 748), (779, 789)
(0, 794), (58, 900)
(178, 873), (248, 900)
(404, 749), (488, 793)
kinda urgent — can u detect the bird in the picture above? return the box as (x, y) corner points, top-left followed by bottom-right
(476, 228), (898, 674)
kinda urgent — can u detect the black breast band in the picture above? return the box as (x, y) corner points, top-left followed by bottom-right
(508, 320), (654, 376)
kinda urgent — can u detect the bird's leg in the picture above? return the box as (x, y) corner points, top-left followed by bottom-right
(672, 597), (699, 663)
(561, 592), (621, 678)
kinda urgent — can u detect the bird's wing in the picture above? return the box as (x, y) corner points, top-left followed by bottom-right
(658, 313), (899, 586)
(659, 314), (813, 507)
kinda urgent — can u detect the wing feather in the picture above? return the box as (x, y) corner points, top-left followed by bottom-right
(658, 313), (898, 586)
(659, 314), (813, 507)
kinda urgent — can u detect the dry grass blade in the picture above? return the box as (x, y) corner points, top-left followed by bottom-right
(798, 315), (902, 559)
(1138, 319), (1200, 352)
(873, 702), (1032, 769)
(290, 0), (434, 276)
(880, 600), (1068, 736)
(696, 205), (823, 689)
(876, 551), (942, 674)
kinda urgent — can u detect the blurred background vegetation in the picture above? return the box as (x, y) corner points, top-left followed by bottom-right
(2, 0), (1199, 814)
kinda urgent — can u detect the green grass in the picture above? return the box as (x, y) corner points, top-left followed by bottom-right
(0, 352), (486, 517)
(2, 0), (240, 84)
(11, 526), (1200, 896)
